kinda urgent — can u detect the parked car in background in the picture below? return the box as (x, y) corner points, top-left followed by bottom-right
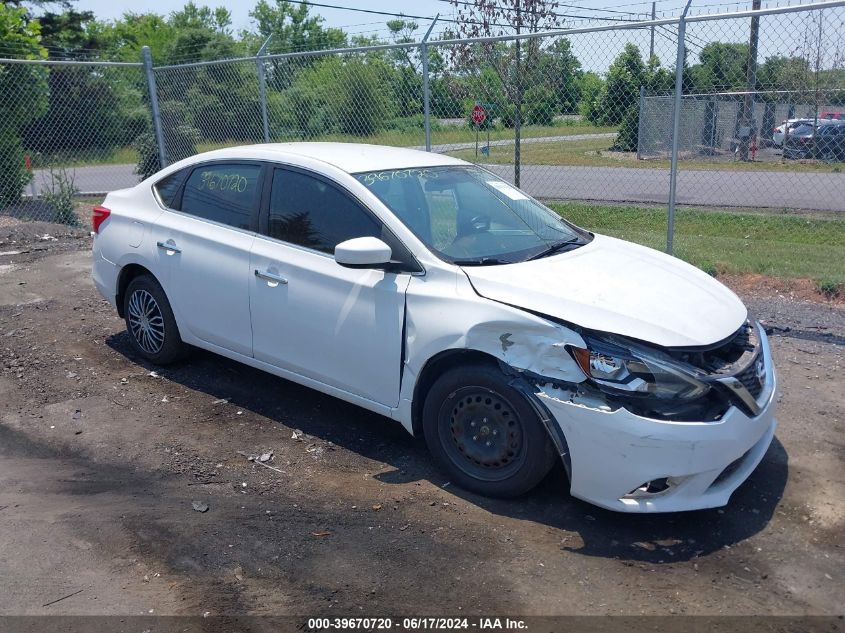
(772, 118), (812, 146)
(92, 143), (778, 513)
(819, 111), (845, 121)
(783, 120), (845, 160)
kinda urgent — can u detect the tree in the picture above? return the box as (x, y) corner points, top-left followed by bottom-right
(0, 3), (48, 205)
(276, 56), (394, 138)
(689, 42), (749, 93)
(583, 45), (671, 151)
(23, 9), (147, 157)
(538, 39), (582, 114)
(247, 0), (345, 54)
(448, 0), (561, 186)
(386, 19), (423, 117)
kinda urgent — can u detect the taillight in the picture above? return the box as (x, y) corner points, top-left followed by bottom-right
(92, 205), (111, 234)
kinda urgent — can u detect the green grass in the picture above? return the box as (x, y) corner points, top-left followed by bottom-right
(35, 123), (615, 169)
(450, 138), (845, 173)
(550, 201), (845, 283)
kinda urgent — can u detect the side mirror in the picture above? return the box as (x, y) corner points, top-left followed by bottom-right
(334, 236), (392, 268)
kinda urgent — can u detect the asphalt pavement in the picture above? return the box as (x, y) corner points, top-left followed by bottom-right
(32, 153), (844, 212)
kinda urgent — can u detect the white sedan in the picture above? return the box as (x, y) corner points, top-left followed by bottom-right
(92, 143), (777, 512)
(772, 118), (812, 146)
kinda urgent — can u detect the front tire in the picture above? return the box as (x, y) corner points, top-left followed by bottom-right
(422, 363), (557, 498)
(123, 275), (186, 365)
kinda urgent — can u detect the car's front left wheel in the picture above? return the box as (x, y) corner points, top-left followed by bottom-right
(123, 275), (186, 365)
(422, 363), (557, 498)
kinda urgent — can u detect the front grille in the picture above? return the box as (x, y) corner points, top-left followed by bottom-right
(735, 355), (764, 399)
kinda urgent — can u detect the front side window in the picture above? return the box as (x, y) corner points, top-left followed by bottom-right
(179, 163), (261, 230)
(355, 166), (587, 264)
(268, 168), (381, 254)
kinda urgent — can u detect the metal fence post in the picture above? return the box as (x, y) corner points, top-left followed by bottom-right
(666, 0), (693, 255)
(421, 15), (439, 152)
(637, 85), (645, 161)
(142, 46), (167, 169)
(257, 35), (273, 144)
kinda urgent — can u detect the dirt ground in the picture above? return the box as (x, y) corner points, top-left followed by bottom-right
(0, 222), (843, 619)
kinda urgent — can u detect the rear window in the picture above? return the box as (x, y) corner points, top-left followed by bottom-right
(180, 163), (261, 230)
(154, 168), (189, 208)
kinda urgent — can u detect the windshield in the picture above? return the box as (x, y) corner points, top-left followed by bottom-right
(354, 165), (587, 264)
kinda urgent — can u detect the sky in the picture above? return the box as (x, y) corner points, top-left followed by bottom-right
(69, 0), (731, 38)
(61, 0), (834, 75)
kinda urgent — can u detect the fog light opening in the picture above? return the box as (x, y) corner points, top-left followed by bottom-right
(628, 478), (670, 496)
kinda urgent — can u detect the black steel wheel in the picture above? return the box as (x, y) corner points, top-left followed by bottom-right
(422, 362), (557, 497)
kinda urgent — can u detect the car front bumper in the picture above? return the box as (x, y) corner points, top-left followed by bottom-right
(537, 326), (778, 513)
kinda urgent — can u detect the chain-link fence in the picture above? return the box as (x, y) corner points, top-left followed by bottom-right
(1, 1), (844, 286)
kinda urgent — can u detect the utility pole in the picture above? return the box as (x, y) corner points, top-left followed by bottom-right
(739, 0), (761, 161)
(649, 1), (656, 60)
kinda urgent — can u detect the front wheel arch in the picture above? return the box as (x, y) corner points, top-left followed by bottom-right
(412, 350), (571, 481)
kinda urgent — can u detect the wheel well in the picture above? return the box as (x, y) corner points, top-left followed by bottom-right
(410, 348), (572, 480)
(115, 264), (154, 318)
(411, 349), (499, 437)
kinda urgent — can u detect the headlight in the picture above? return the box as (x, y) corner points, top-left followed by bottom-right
(569, 334), (710, 400)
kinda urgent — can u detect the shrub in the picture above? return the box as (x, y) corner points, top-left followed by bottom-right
(41, 165), (79, 226)
(611, 105), (640, 152)
(815, 278), (843, 299)
(0, 132), (32, 206)
(523, 86), (557, 126)
(133, 101), (200, 180)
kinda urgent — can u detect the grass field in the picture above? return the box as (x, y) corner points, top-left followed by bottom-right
(38, 120), (845, 176)
(550, 201), (845, 285)
(38, 122), (615, 169)
(451, 138), (845, 173)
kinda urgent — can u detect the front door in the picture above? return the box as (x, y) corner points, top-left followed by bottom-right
(249, 167), (410, 406)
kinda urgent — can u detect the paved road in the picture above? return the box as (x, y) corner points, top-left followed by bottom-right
(33, 157), (845, 212)
(411, 132), (618, 153)
(484, 164), (845, 212)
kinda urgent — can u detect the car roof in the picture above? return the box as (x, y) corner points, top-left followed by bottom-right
(185, 142), (467, 174)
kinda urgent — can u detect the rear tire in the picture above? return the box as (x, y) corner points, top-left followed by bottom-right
(422, 363), (556, 498)
(123, 275), (186, 365)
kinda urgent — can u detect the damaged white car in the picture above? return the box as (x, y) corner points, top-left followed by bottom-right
(92, 143), (777, 512)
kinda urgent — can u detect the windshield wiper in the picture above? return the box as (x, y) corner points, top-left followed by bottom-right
(452, 257), (513, 266)
(526, 237), (583, 261)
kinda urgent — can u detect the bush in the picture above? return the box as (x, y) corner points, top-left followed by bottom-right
(498, 103), (517, 129)
(134, 101), (200, 180)
(386, 115), (441, 134)
(524, 86), (557, 126)
(0, 132), (31, 206)
(611, 105), (639, 152)
(815, 278), (843, 299)
(41, 165), (79, 226)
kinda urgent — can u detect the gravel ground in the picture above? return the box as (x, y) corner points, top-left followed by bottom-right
(0, 226), (842, 620)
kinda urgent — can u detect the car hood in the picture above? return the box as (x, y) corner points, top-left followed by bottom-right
(462, 234), (747, 348)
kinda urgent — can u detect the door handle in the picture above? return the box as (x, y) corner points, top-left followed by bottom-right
(254, 269), (288, 285)
(156, 240), (182, 254)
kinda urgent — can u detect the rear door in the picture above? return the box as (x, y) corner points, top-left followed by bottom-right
(249, 166), (414, 406)
(153, 161), (264, 357)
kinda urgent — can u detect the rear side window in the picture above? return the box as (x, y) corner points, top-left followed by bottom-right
(180, 163), (261, 230)
(268, 168), (381, 254)
(154, 168), (189, 209)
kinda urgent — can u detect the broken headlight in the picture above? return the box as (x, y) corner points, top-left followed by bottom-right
(569, 334), (710, 400)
